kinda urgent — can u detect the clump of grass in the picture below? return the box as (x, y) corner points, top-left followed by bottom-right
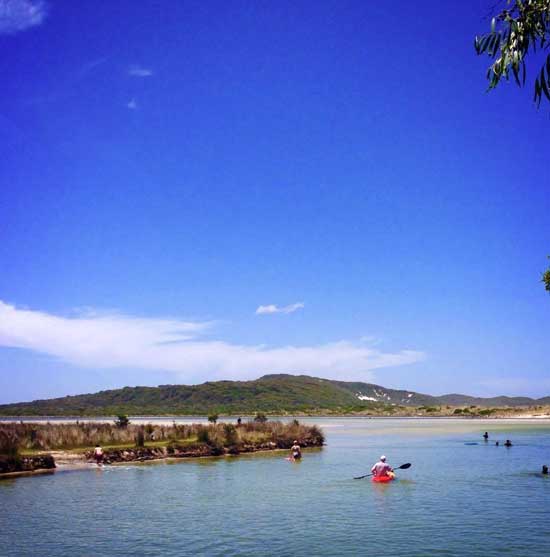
(222, 423), (239, 446)
(135, 426), (145, 447)
(0, 429), (20, 458)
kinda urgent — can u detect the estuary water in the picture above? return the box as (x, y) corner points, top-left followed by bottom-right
(1, 418), (550, 557)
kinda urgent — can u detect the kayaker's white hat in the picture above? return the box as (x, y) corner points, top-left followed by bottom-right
(380, 455), (386, 461)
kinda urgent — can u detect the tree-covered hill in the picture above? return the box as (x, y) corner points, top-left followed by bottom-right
(0, 374), (547, 416)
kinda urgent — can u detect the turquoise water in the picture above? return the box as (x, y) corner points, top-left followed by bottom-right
(1, 418), (550, 556)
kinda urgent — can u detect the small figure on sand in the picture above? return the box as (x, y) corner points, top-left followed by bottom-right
(504, 439), (513, 447)
(483, 432), (489, 441)
(371, 455), (394, 479)
(290, 440), (302, 460)
(93, 444), (104, 466)
(237, 417), (242, 426)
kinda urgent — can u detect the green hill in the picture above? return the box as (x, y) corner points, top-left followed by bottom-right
(0, 374), (547, 416)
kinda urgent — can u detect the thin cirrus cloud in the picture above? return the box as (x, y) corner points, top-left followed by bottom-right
(127, 98), (138, 110)
(0, 301), (425, 383)
(127, 65), (153, 77)
(256, 302), (304, 315)
(0, 0), (47, 34)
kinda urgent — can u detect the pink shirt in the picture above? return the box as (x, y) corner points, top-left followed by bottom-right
(371, 461), (392, 477)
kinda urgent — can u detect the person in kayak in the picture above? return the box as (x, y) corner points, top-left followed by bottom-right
(371, 455), (393, 478)
(290, 440), (302, 460)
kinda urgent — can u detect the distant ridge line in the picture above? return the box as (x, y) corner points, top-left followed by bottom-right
(0, 374), (548, 416)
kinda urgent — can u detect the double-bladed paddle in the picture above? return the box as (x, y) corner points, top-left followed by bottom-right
(353, 462), (411, 480)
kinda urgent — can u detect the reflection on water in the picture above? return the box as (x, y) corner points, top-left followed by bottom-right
(1, 418), (550, 557)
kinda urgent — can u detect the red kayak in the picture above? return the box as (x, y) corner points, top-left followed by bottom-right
(372, 472), (395, 483)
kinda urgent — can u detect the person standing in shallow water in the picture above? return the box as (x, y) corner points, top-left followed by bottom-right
(290, 440), (302, 460)
(371, 455), (393, 478)
(93, 444), (104, 466)
(483, 432), (489, 441)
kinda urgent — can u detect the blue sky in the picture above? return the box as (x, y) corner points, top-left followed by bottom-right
(1, 0), (549, 404)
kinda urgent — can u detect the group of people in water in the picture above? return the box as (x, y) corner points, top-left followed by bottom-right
(483, 432), (548, 474)
(483, 431), (512, 447)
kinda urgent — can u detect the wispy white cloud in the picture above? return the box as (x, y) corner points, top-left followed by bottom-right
(128, 65), (153, 77)
(0, 301), (425, 383)
(256, 302), (304, 315)
(0, 0), (47, 35)
(78, 57), (108, 78)
(127, 98), (138, 110)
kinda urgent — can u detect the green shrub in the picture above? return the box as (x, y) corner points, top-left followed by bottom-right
(207, 414), (219, 424)
(197, 427), (210, 444)
(254, 413), (268, 423)
(114, 414), (130, 428)
(453, 408), (463, 414)
(223, 423), (239, 446)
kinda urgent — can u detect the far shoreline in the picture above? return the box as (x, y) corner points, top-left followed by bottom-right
(2, 413), (550, 422)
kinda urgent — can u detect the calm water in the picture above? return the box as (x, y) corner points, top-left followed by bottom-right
(1, 418), (550, 557)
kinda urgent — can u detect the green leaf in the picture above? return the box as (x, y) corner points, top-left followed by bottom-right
(539, 67), (550, 100)
(477, 36), (489, 54)
(494, 34), (501, 55)
(534, 78), (542, 105)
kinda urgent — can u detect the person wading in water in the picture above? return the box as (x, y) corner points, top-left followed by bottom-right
(93, 444), (104, 467)
(290, 440), (302, 460)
